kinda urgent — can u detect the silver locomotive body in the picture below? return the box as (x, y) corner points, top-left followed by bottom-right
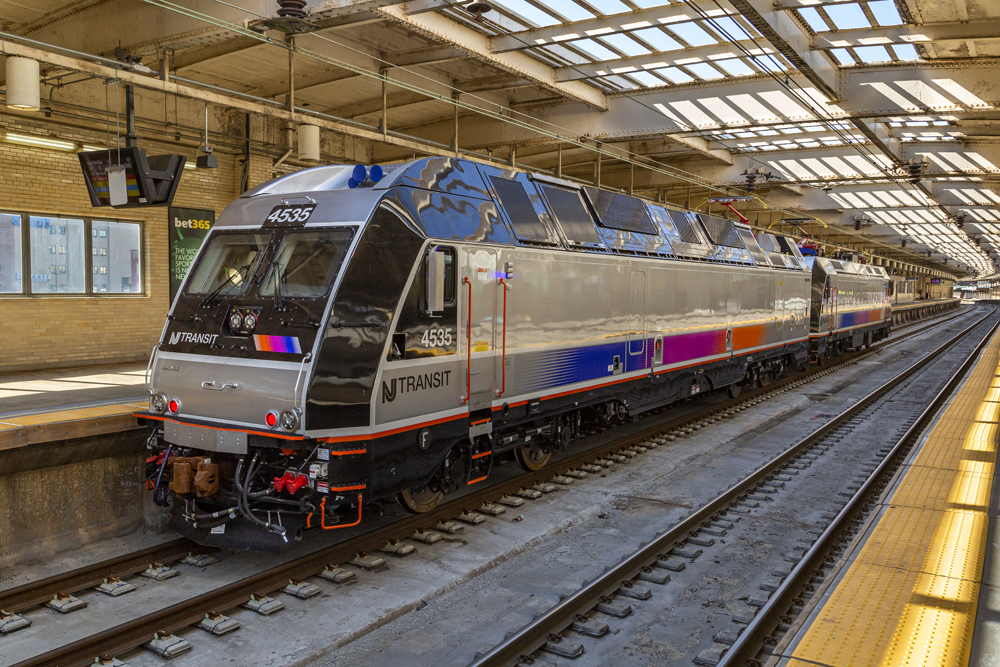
(138, 158), (884, 550)
(807, 256), (892, 358)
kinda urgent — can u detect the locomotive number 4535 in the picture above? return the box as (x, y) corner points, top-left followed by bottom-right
(265, 204), (316, 225)
(420, 328), (453, 347)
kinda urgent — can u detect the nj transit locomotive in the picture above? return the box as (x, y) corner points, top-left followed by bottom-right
(138, 158), (891, 551)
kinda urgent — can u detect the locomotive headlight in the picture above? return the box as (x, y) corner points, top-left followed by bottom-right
(168, 398), (181, 414)
(265, 410), (279, 429)
(229, 310), (244, 331)
(279, 409), (299, 432)
(151, 393), (166, 413)
(243, 311), (258, 332)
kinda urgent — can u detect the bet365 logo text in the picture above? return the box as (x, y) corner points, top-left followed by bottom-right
(174, 218), (211, 230)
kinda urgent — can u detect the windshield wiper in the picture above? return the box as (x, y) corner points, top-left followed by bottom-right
(272, 262), (286, 311)
(200, 264), (250, 308)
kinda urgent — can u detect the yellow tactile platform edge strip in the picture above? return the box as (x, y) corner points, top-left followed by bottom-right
(0, 401), (148, 431)
(788, 328), (1000, 667)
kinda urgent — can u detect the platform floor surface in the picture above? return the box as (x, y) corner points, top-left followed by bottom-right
(779, 326), (1000, 667)
(0, 362), (147, 417)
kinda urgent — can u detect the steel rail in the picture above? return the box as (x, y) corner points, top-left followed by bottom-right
(468, 307), (995, 667)
(0, 539), (199, 614)
(718, 311), (1000, 667)
(6, 306), (968, 667)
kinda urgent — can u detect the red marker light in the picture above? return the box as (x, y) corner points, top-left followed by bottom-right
(168, 399), (179, 413)
(265, 411), (278, 428)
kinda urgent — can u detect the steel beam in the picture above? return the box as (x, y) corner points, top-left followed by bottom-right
(388, 63), (998, 164)
(375, 4), (608, 108)
(490, 2), (738, 53)
(554, 41), (764, 82)
(171, 12), (382, 71)
(455, 73), (531, 93)
(560, 144), (1000, 191)
(250, 68), (358, 100)
(385, 44), (467, 67)
(326, 88), (433, 118)
(401, 0), (468, 15)
(812, 19), (1000, 50)
(0, 37), (478, 164)
(726, 0), (838, 99)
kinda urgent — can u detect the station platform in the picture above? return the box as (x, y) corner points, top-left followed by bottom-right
(776, 324), (1000, 666)
(892, 297), (961, 325)
(0, 362), (147, 451)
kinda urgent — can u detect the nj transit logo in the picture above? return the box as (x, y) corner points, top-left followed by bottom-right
(381, 371), (452, 403)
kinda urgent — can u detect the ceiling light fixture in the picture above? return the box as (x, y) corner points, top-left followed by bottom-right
(5, 57), (41, 111)
(5, 132), (75, 151)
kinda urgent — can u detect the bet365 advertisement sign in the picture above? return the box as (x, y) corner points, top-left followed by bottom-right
(168, 207), (214, 302)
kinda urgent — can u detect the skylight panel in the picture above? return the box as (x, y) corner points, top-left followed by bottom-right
(627, 70), (668, 87)
(716, 58), (755, 77)
(666, 22), (717, 47)
(867, 0), (903, 26)
(495, 0), (560, 26)
(568, 38), (620, 61)
(821, 156), (857, 176)
(653, 67), (694, 84)
(589, 0), (631, 13)
(632, 28), (682, 52)
(824, 3), (871, 30)
(700, 97), (749, 125)
(726, 95), (781, 123)
(627, 0), (670, 8)
(684, 62), (726, 80)
(537, 0), (593, 22)
(668, 100), (720, 127)
(797, 7), (830, 32)
(754, 55), (789, 72)
(601, 32), (652, 57)
(759, 90), (814, 119)
(891, 44), (919, 61)
(608, 75), (641, 89)
(854, 45), (892, 63)
(704, 16), (751, 41)
(830, 49), (855, 65)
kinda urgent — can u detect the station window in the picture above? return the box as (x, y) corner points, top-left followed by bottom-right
(0, 213), (22, 294)
(0, 210), (143, 297)
(91, 221), (142, 294)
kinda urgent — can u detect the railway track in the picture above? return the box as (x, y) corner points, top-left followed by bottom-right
(467, 306), (997, 667)
(717, 313), (1000, 667)
(0, 305), (971, 667)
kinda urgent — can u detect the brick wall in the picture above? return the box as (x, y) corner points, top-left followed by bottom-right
(0, 141), (240, 373)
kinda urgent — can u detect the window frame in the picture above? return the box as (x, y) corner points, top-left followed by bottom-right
(0, 209), (145, 298)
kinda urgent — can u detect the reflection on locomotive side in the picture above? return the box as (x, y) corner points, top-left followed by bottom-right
(137, 158), (892, 551)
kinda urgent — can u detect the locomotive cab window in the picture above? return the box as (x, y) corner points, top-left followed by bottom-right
(390, 245), (458, 361)
(185, 232), (270, 295)
(260, 228), (354, 298)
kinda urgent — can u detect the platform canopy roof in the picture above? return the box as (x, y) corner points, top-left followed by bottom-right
(2, 0), (998, 277)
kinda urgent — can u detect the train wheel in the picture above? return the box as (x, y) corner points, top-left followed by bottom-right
(398, 486), (443, 513)
(515, 443), (552, 472)
(727, 382), (742, 398)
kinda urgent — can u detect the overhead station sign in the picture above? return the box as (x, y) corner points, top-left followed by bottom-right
(79, 148), (185, 208)
(169, 206), (214, 302)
